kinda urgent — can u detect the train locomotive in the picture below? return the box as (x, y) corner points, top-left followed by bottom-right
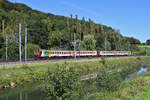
(34, 50), (131, 59)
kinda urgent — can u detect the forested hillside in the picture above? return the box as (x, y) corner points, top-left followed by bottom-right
(0, 0), (140, 60)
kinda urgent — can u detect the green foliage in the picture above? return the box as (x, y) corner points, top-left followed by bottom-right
(22, 43), (40, 59)
(0, 43), (40, 61)
(0, 0), (141, 61)
(146, 39), (150, 45)
(48, 31), (66, 49)
(96, 63), (123, 91)
(137, 57), (142, 61)
(80, 35), (96, 50)
(43, 63), (81, 100)
(100, 56), (106, 65)
(0, 43), (19, 61)
(137, 45), (150, 56)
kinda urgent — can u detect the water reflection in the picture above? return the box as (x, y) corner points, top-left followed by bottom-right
(1, 91), (41, 100)
(0, 82), (43, 100)
(4, 93), (28, 100)
(125, 66), (148, 80)
(25, 93), (28, 100)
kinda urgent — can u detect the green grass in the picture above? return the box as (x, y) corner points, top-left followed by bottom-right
(137, 45), (150, 56)
(0, 56), (150, 90)
(0, 58), (101, 89)
(83, 58), (150, 100)
(140, 85), (150, 100)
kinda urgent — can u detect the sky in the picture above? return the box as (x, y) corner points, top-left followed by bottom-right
(9, 0), (150, 42)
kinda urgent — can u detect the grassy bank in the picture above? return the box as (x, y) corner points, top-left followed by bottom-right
(84, 71), (150, 100)
(0, 57), (150, 90)
(82, 57), (150, 99)
(135, 45), (150, 56)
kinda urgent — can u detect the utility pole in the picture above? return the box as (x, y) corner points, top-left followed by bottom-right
(74, 32), (76, 60)
(6, 36), (8, 62)
(145, 42), (147, 56)
(25, 24), (27, 62)
(104, 37), (107, 51)
(2, 20), (8, 62)
(19, 23), (22, 63)
(145, 47), (147, 56)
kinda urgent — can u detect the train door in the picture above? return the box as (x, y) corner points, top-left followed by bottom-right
(97, 51), (100, 57)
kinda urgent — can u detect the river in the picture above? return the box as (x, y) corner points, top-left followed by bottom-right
(0, 82), (43, 100)
(0, 65), (148, 100)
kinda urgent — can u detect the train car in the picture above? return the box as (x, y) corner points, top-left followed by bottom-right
(100, 51), (131, 56)
(34, 49), (131, 59)
(34, 50), (98, 58)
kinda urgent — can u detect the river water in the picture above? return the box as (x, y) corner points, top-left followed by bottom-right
(0, 65), (148, 100)
(0, 82), (43, 100)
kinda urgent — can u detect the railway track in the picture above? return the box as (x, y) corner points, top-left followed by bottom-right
(0, 56), (146, 68)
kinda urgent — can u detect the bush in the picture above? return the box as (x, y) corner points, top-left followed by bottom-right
(43, 63), (82, 100)
(96, 64), (123, 91)
(137, 57), (141, 61)
(100, 56), (106, 65)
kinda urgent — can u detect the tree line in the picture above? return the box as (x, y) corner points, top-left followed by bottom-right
(0, 0), (141, 61)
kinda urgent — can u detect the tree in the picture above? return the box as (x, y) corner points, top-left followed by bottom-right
(42, 16), (52, 33)
(43, 63), (81, 100)
(0, 43), (19, 61)
(146, 39), (150, 45)
(80, 34), (96, 50)
(75, 15), (79, 34)
(95, 26), (105, 50)
(48, 31), (62, 49)
(88, 18), (95, 34)
(67, 17), (71, 40)
(47, 30), (69, 50)
(81, 17), (86, 41)
(0, 0), (142, 60)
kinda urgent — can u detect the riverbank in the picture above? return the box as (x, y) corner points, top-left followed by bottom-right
(0, 56), (150, 90)
(85, 69), (150, 99)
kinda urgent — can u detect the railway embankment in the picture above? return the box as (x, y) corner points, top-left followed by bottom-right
(0, 56), (150, 90)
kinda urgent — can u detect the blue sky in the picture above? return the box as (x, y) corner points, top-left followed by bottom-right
(9, 0), (150, 42)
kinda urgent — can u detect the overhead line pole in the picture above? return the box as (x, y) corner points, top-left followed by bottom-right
(2, 20), (8, 62)
(6, 36), (8, 62)
(104, 37), (107, 51)
(74, 32), (76, 60)
(25, 24), (27, 62)
(19, 23), (22, 63)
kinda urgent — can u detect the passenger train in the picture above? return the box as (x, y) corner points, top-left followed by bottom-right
(34, 49), (131, 59)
